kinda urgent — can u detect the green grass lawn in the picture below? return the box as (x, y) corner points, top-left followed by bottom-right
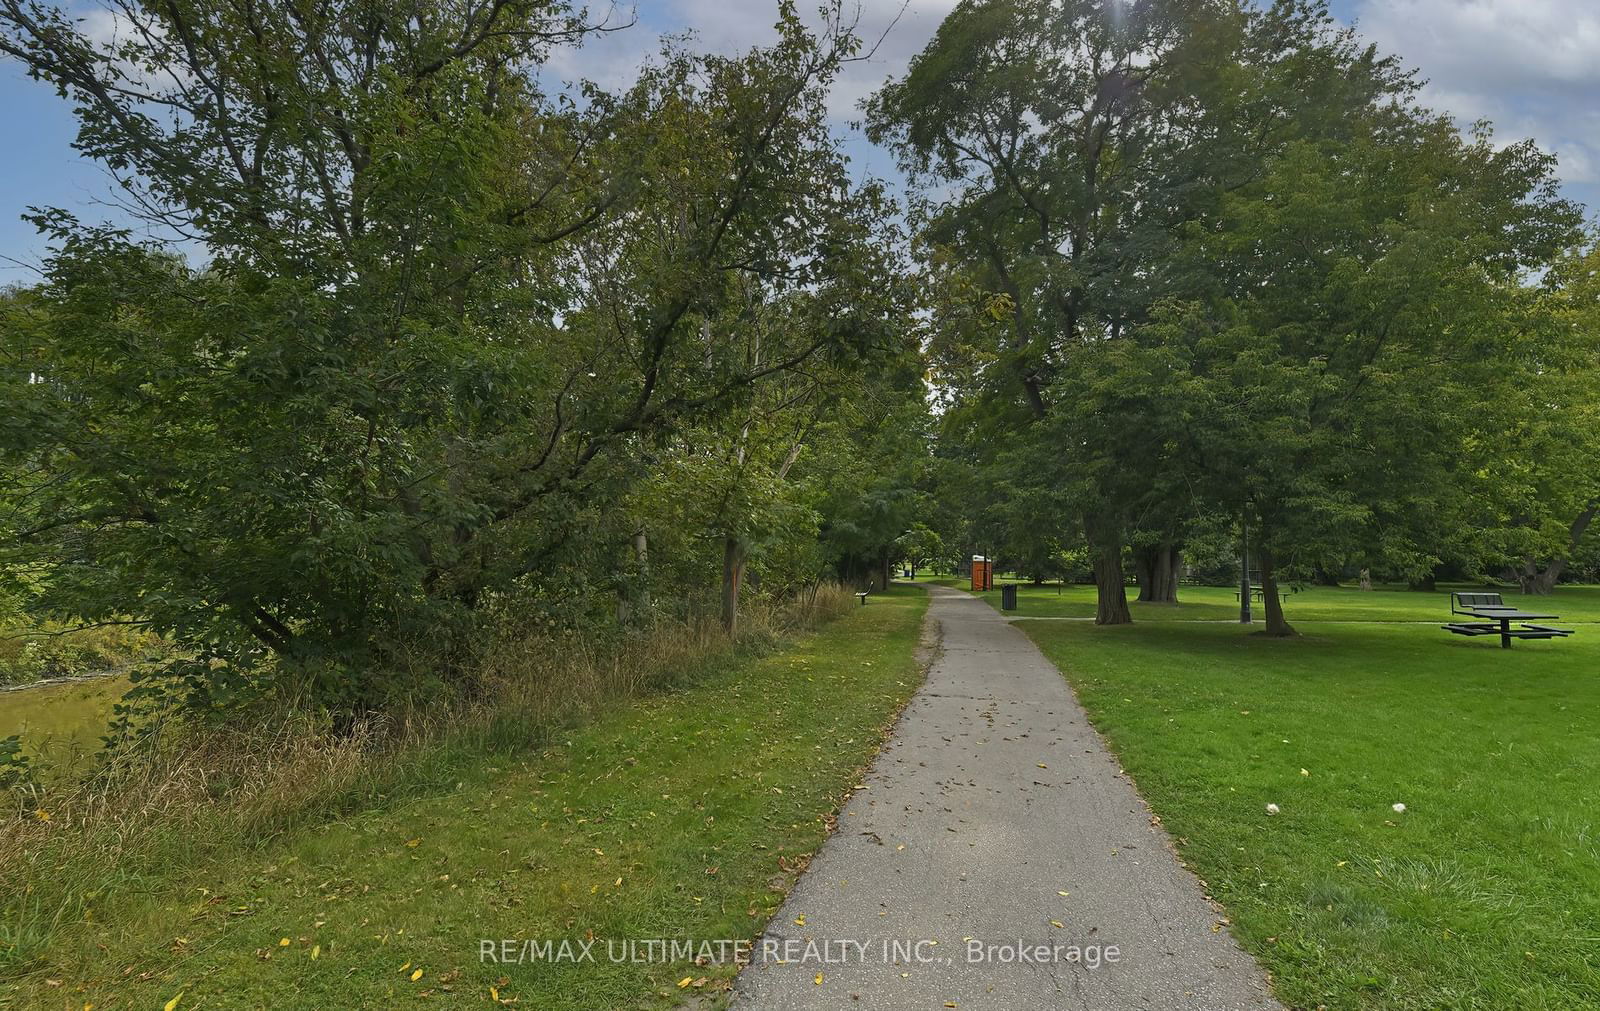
(924, 576), (1600, 624)
(1021, 613), (1600, 1009)
(1, 587), (928, 1010)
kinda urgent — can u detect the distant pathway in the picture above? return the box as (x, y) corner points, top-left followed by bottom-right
(732, 584), (1282, 1010)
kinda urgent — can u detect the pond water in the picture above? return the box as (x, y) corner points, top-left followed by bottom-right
(0, 675), (132, 779)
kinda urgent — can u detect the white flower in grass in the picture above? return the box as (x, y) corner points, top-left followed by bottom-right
(1392, 803), (1406, 814)
(1265, 803), (1280, 816)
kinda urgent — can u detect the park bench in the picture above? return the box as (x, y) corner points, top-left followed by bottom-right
(1449, 591), (1516, 615)
(1234, 585), (1287, 604)
(1443, 591), (1573, 648)
(856, 590), (869, 606)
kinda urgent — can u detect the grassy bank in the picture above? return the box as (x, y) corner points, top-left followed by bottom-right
(1, 586), (929, 1009)
(1022, 614), (1600, 1009)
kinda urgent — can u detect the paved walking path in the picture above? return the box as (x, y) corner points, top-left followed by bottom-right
(732, 584), (1282, 1010)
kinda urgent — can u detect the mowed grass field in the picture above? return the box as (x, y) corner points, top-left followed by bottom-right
(1, 588), (929, 1011)
(1000, 581), (1600, 1009)
(926, 575), (1600, 624)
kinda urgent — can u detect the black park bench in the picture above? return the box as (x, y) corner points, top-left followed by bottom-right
(1443, 591), (1574, 649)
(1234, 584), (1287, 604)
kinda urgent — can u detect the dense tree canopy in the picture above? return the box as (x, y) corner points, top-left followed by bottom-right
(0, 1), (925, 712)
(875, 0), (1591, 632)
(1, 0), (1596, 730)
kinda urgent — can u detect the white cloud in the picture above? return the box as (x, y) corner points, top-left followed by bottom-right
(544, 1), (956, 121)
(549, 1), (1597, 210)
(1347, 0), (1600, 198)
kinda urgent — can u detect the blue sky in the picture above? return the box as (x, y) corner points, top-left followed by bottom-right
(2, 0), (1595, 286)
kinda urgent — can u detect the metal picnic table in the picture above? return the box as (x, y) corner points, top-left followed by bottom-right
(1442, 592), (1574, 649)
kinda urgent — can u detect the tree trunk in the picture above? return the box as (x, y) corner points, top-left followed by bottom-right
(879, 549), (893, 592)
(1311, 566), (1342, 587)
(1135, 543), (1180, 604)
(634, 528), (650, 612)
(1519, 503), (1595, 594)
(720, 536), (744, 635)
(1519, 557), (1563, 595)
(1084, 518), (1133, 626)
(1258, 546), (1296, 636)
(618, 527), (651, 624)
(1408, 570), (1436, 592)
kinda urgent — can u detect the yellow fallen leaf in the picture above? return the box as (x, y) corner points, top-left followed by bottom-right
(1300, 768), (1310, 777)
(1050, 920), (1064, 929)
(410, 968), (424, 982)
(405, 838), (421, 847)
(1057, 890), (1069, 897)
(614, 877), (622, 887)
(814, 973), (824, 985)
(677, 976), (693, 989)
(163, 995), (183, 1011)
(489, 986), (499, 1001)
(1036, 763), (1048, 769)
(399, 961), (411, 973)
(33, 810), (50, 822)
(794, 914), (806, 926)
(278, 937), (291, 947)
(310, 944), (320, 960)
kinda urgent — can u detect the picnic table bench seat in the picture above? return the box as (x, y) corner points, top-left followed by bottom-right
(1443, 592), (1574, 647)
(1235, 585), (1287, 603)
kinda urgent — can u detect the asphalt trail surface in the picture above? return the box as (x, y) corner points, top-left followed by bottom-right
(732, 583), (1282, 1010)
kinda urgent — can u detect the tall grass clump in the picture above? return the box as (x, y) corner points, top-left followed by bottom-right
(0, 582), (857, 977)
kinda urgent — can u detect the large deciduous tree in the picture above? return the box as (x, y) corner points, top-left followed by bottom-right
(875, 0), (1584, 632)
(0, 1), (909, 710)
